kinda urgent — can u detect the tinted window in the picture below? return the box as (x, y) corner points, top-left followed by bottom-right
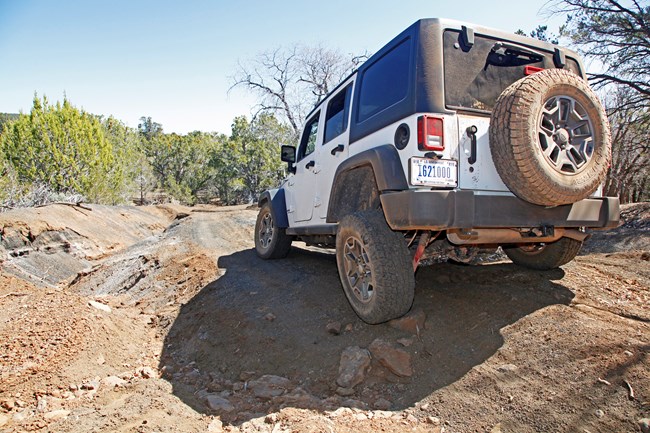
(443, 30), (583, 112)
(324, 84), (352, 144)
(298, 112), (320, 161)
(357, 39), (410, 122)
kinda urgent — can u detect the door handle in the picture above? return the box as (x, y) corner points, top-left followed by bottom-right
(331, 144), (345, 155)
(305, 160), (315, 169)
(466, 125), (478, 165)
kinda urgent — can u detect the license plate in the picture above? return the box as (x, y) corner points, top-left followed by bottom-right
(410, 157), (457, 187)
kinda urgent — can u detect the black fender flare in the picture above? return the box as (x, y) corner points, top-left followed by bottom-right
(327, 144), (408, 223)
(258, 188), (289, 229)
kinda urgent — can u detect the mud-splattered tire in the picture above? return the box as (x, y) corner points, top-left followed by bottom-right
(504, 237), (583, 270)
(490, 69), (611, 206)
(255, 202), (292, 259)
(335, 210), (414, 324)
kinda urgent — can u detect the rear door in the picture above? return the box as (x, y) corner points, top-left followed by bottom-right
(314, 80), (354, 219)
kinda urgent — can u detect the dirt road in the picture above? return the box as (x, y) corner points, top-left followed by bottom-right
(0, 203), (648, 432)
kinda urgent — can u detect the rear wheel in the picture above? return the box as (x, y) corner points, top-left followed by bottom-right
(255, 202), (292, 259)
(335, 210), (414, 324)
(504, 237), (582, 270)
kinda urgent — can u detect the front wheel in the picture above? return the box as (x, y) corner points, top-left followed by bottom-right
(504, 237), (583, 270)
(335, 210), (414, 324)
(254, 202), (292, 259)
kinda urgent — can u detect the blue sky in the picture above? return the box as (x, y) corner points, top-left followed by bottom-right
(0, 0), (565, 134)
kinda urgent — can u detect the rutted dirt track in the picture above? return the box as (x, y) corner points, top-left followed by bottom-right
(0, 203), (648, 432)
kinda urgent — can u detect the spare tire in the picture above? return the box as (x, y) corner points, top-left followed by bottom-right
(490, 69), (611, 206)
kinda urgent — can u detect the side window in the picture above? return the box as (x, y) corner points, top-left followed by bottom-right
(298, 112), (320, 161)
(324, 84), (352, 144)
(357, 38), (410, 122)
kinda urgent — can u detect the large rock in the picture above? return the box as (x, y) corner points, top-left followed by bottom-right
(374, 397), (392, 410)
(248, 375), (291, 399)
(138, 366), (157, 379)
(336, 346), (371, 389)
(369, 338), (413, 377)
(280, 387), (322, 408)
(44, 410), (70, 421)
(102, 375), (128, 388)
(205, 394), (234, 412)
(207, 418), (224, 432)
(388, 308), (426, 334)
(326, 321), (342, 335)
(88, 300), (112, 313)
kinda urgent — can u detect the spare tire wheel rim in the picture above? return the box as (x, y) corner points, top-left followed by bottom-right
(259, 212), (274, 249)
(342, 235), (374, 303)
(538, 95), (595, 175)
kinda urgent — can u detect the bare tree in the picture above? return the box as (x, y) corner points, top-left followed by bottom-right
(231, 44), (368, 136)
(546, 0), (649, 203)
(603, 87), (650, 203)
(551, 0), (650, 111)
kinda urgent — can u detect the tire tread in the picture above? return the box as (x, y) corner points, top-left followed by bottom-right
(336, 210), (414, 324)
(490, 69), (611, 206)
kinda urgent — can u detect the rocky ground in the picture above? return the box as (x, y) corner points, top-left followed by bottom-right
(0, 202), (648, 433)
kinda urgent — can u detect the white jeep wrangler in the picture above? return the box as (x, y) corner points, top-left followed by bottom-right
(254, 18), (620, 324)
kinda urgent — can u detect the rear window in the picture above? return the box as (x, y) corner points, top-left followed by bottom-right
(443, 30), (582, 112)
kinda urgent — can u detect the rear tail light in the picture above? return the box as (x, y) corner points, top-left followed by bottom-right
(417, 116), (444, 151)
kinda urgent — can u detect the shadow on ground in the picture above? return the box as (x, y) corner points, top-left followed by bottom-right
(160, 246), (574, 424)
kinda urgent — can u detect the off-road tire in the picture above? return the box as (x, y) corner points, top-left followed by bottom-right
(490, 69), (611, 206)
(335, 210), (414, 324)
(255, 202), (292, 259)
(504, 237), (583, 270)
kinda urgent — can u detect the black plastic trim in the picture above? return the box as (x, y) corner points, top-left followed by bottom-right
(554, 48), (566, 68)
(331, 144), (345, 155)
(332, 145), (408, 193)
(286, 225), (337, 236)
(460, 25), (474, 50)
(380, 190), (620, 231)
(326, 145), (408, 224)
(258, 188), (289, 229)
(394, 123), (410, 150)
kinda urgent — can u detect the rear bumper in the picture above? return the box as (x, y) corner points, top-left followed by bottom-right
(380, 190), (620, 231)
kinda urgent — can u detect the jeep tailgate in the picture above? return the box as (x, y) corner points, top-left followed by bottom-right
(457, 115), (509, 193)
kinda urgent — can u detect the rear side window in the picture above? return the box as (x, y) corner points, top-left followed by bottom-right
(357, 38), (410, 122)
(324, 84), (352, 144)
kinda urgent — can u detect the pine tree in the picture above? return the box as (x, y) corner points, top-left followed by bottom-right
(0, 95), (119, 203)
